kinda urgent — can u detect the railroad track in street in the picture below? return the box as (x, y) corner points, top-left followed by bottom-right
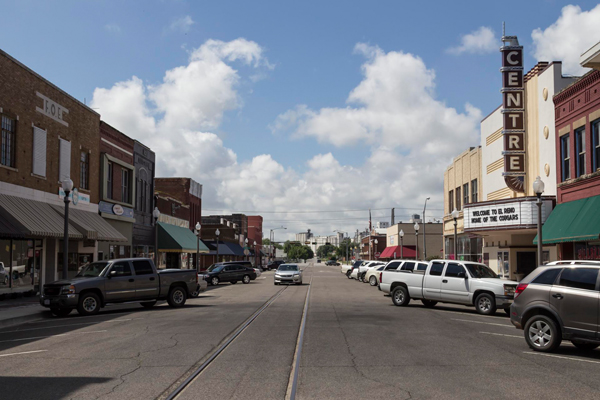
(158, 263), (314, 400)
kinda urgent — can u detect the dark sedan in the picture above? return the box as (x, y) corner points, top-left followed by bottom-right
(204, 264), (257, 286)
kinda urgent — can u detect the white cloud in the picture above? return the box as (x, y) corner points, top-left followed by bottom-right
(532, 4), (600, 75)
(446, 26), (498, 55)
(93, 39), (466, 240)
(104, 23), (121, 35)
(168, 15), (194, 34)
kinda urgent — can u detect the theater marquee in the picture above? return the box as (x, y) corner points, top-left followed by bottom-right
(500, 34), (525, 193)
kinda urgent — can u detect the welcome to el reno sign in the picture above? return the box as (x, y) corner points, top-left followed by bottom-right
(463, 199), (553, 230)
(500, 34), (526, 193)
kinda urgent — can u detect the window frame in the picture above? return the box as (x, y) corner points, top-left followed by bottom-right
(444, 262), (466, 278)
(1, 114), (16, 168)
(455, 186), (462, 211)
(80, 150), (89, 190)
(557, 267), (599, 291)
(575, 127), (586, 178)
(561, 134), (571, 181)
(448, 190), (454, 213)
(593, 119), (600, 172)
(109, 261), (133, 277)
(132, 260), (154, 276)
(471, 179), (478, 203)
(121, 169), (130, 203)
(106, 162), (113, 199)
(429, 261), (445, 276)
(463, 183), (469, 206)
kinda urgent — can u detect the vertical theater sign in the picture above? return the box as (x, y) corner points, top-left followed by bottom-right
(500, 34), (526, 192)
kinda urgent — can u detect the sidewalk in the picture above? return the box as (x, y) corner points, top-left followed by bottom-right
(0, 294), (51, 329)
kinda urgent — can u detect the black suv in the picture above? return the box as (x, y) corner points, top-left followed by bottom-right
(267, 260), (284, 271)
(204, 263), (257, 286)
(511, 261), (600, 352)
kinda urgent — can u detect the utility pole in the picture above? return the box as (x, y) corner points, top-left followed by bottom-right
(391, 208), (395, 225)
(423, 197), (430, 259)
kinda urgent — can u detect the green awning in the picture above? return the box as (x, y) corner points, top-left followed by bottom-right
(157, 222), (209, 253)
(534, 195), (600, 245)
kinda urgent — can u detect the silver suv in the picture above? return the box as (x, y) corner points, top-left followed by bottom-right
(510, 262), (600, 352)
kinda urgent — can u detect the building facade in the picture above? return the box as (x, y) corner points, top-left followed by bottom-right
(247, 215), (263, 267)
(0, 49), (124, 292)
(132, 141), (155, 259)
(383, 222), (443, 261)
(443, 147), (483, 262)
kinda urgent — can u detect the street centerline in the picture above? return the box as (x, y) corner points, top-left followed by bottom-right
(480, 331), (522, 338)
(451, 318), (514, 328)
(0, 330), (108, 343)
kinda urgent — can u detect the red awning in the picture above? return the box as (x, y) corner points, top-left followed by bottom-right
(379, 245), (416, 259)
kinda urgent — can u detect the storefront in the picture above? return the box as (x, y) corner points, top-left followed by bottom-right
(156, 222), (208, 269)
(463, 197), (555, 280)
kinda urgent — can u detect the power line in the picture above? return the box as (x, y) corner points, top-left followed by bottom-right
(203, 206), (444, 214)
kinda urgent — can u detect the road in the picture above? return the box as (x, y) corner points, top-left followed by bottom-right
(2, 262), (600, 399)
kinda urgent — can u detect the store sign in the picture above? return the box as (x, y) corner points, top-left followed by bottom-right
(575, 244), (600, 260)
(36, 92), (69, 127)
(99, 201), (134, 218)
(59, 188), (90, 205)
(463, 200), (549, 230)
(500, 34), (525, 193)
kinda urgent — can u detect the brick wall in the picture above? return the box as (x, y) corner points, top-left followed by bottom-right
(0, 49), (100, 203)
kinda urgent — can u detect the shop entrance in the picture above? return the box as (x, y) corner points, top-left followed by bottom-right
(516, 252), (536, 280)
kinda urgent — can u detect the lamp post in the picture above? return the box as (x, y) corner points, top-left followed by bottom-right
(195, 222), (201, 272)
(414, 223), (420, 261)
(253, 240), (257, 267)
(245, 238), (249, 261)
(215, 228), (220, 264)
(452, 208), (459, 261)
(399, 229), (404, 259)
(374, 238), (378, 260)
(153, 207), (161, 268)
(270, 226), (286, 262)
(423, 197), (430, 259)
(533, 176), (545, 267)
(61, 178), (73, 279)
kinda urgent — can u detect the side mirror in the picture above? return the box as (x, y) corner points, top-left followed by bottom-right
(108, 270), (117, 278)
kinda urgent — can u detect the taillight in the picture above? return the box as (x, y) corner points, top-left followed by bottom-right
(379, 272), (382, 283)
(196, 274), (199, 283)
(514, 283), (528, 299)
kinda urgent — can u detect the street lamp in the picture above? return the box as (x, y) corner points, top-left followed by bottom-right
(153, 207), (161, 268)
(245, 238), (249, 262)
(195, 222), (201, 272)
(414, 223), (420, 260)
(270, 226), (286, 262)
(215, 228), (221, 264)
(423, 197), (430, 259)
(399, 229), (404, 259)
(533, 176), (545, 267)
(253, 240), (257, 267)
(374, 238), (378, 260)
(61, 178), (73, 279)
(452, 208), (460, 261)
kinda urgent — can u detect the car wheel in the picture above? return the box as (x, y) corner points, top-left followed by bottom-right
(167, 286), (187, 308)
(571, 341), (600, 351)
(346, 271), (352, 279)
(141, 301), (157, 308)
(369, 276), (377, 286)
(421, 299), (437, 308)
(242, 275), (251, 284)
(50, 307), (72, 317)
(230, 280), (237, 284)
(190, 287), (199, 298)
(524, 315), (561, 352)
(475, 293), (496, 315)
(211, 277), (219, 286)
(77, 292), (101, 316)
(2, 276), (7, 285)
(392, 286), (410, 307)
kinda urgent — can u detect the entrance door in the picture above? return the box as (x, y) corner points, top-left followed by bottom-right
(517, 252), (537, 279)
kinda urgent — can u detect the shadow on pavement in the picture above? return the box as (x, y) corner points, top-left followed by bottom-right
(0, 376), (112, 400)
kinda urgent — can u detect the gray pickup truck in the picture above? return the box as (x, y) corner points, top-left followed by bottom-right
(40, 258), (198, 317)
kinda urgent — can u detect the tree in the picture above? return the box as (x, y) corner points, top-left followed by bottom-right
(335, 238), (354, 260)
(317, 244), (336, 259)
(283, 240), (302, 254)
(262, 238), (282, 250)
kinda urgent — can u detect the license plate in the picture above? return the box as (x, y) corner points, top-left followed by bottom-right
(44, 299), (50, 305)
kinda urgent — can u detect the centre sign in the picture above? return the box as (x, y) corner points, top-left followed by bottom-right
(500, 34), (526, 193)
(463, 199), (553, 230)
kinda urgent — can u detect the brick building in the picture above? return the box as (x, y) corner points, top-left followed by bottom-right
(538, 44), (600, 261)
(132, 141), (155, 258)
(0, 49), (124, 292)
(247, 215), (263, 267)
(199, 214), (247, 268)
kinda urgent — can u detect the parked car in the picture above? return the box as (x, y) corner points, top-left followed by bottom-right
(205, 263), (257, 286)
(325, 260), (340, 266)
(274, 264), (303, 285)
(510, 262), (600, 353)
(190, 274), (209, 298)
(380, 259), (518, 315)
(0, 262), (8, 285)
(253, 267), (262, 278)
(365, 264), (387, 286)
(342, 260), (361, 275)
(267, 260), (284, 271)
(358, 261), (385, 282)
(40, 258), (197, 317)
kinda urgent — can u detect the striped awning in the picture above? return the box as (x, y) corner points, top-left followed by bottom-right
(51, 206), (127, 242)
(0, 194), (83, 239)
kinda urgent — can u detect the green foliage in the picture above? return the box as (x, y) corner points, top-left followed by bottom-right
(335, 238), (355, 259)
(288, 244), (314, 260)
(262, 238), (283, 250)
(316, 244), (336, 259)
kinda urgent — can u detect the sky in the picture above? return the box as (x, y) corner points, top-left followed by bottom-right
(2, 0), (600, 240)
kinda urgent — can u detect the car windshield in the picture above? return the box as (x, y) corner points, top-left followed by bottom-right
(76, 262), (109, 277)
(207, 264), (224, 272)
(466, 263), (498, 279)
(278, 265), (298, 271)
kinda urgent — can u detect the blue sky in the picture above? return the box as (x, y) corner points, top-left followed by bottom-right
(2, 1), (599, 236)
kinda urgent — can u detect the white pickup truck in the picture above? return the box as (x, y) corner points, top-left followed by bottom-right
(379, 259), (518, 315)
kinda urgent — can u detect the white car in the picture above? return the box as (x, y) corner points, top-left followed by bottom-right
(358, 261), (385, 282)
(253, 268), (262, 278)
(342, 260), (362, 275)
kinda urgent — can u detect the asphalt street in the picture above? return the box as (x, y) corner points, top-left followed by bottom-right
(2, 262), (600, 399)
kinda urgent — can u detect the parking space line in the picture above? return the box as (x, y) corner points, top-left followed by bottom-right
(0, 318), (141, 335)
(431, 310), (510, 320)
(480, 331), (522, 338)
(0, 330), (108, 343)
(451, 318), (513, 328)
(0, 350), (48, 357)
(523, 352), (600, 364)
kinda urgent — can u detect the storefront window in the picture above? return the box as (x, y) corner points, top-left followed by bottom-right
(0, 239), (42, 289)
(574, 242), (600, 260)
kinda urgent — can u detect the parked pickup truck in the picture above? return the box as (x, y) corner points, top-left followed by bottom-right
(380, 259), (518, 315)
(40, 258), (198, 317)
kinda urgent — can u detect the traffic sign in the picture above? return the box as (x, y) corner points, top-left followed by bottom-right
(375, 252), (381, 258)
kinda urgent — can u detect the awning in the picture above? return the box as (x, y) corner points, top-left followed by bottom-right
(51, 206), (127, 242)
(0, 213), (26, 238)
(534, 195), (600, 244)
(379, 245), (416, 259)
(0, 194), (83, 239)
(158, 222), (209, 253)
(223, 242), (245, 256)
(200, 240), (242, 256)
